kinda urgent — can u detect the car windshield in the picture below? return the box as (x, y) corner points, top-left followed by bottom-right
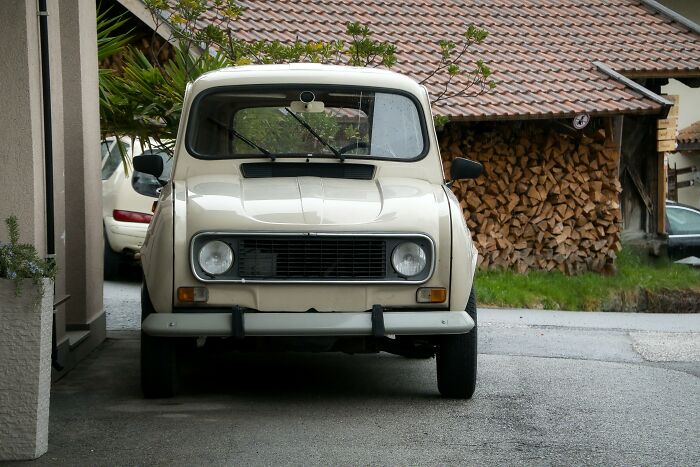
(100, 139), (129, 180)
(187, 87), (426, 160)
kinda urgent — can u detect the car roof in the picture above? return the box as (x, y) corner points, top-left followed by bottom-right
(103, 137), (170, 159)
(191, 63), (426, 98)
(666, 200), (700, 212)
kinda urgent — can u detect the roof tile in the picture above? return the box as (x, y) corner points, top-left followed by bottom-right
(678, 121), (700, 144)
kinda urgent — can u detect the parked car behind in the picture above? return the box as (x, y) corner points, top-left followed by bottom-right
(666, 200), (700, 260)
(101, 138), (171, 278)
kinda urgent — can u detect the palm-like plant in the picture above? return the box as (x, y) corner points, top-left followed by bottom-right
(100, 46), (230, 154)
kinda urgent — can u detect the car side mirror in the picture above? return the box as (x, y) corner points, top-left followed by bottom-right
(450, 157), (483, 181)
(133, 154), (164, 179)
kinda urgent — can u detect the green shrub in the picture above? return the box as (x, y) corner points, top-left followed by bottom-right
(0, 216), (56, 296)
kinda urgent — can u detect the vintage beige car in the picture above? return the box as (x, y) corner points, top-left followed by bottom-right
(135, 64), (482, 399)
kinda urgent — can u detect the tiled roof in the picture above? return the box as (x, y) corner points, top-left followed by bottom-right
(175, 0), (700, 119)
(678, 121), (700, 144)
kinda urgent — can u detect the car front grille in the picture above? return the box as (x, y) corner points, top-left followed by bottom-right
(191, 232), (434, 283)
(238, 237), (386, 280)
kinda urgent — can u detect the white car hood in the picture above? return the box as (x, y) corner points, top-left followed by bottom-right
(184, 175), (445, 233)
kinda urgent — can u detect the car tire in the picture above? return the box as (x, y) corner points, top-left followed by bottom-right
(436, 288), (477, 399)
(140, 283), (178, 398)
(103, 228), (121, 280)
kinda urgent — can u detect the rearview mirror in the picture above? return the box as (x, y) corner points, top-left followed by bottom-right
(290, 101), (325, 113)
(450, 157), (483, 181)
(133, 154), (164, 179)
(132, 171), (162, 198)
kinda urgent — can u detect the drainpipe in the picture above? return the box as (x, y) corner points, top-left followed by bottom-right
(38, 0), (55, 256)
(38, 0), (63, 372)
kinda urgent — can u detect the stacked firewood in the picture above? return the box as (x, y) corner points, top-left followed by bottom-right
(440, 122), (622, 274)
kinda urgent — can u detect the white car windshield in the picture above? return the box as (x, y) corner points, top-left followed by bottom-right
(186, 87), (426, 160)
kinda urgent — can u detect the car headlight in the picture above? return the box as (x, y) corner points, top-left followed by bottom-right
(391, 242), (427, 277)
(198, 240), (234, 275)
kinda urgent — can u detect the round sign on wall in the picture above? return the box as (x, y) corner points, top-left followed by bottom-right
(573, 113), (590, 130)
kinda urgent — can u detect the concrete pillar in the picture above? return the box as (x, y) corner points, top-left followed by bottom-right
(59, 0), (104, 333)
(0, 0), (47, 253)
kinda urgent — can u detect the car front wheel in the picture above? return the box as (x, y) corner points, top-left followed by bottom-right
(140, 284), (178, 398)
(436, 288), (477, 399)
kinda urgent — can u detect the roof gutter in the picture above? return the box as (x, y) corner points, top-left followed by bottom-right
(593, 61), (674, 118)
(638, 0), (700, 36)
(116, 0), (195, 53)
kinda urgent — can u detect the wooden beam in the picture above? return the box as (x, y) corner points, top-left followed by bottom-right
(668, 166), (696, 176)
(658, 95), (679, 152)
(657, 152), (666, 234)
(621, 70), (700, 79)
(657, 117), (677, 129)
(624, 166), (653, 213)
(678, 142), (700, 151)
(657, 128), (676, 140)
(658, 139), (678, 152)
(448, 108), (664, 123)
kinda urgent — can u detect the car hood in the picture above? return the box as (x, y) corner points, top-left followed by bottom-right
(184, 175), (446, 233)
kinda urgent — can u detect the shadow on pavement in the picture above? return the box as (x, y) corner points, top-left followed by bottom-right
(179, 346), (440, 400)
(110, 262), (143, 283)
(67, 337), (441, 402)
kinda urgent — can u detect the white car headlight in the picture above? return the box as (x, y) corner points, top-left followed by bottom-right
(391, 242), (427, 277)
(198, 240), (234, 275)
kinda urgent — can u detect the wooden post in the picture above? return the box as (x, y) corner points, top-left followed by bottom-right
(656, 95), (679, 234)
(658, 151), (666, 234)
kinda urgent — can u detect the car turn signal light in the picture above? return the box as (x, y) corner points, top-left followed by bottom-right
(416, 287), (447, 303)
(177, 287), (209, 303)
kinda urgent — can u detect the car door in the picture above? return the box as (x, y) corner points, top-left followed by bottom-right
(666, 205), (700, 259)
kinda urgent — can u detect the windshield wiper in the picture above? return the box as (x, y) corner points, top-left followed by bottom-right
(284, 108), (344, 162)
(208, 118), (275, 161)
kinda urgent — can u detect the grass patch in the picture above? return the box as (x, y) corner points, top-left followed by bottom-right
(475, 249), (700, 311)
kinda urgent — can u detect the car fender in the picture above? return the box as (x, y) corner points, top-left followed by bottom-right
(444, 186), (478, 311)
(141, 183), (174, 313)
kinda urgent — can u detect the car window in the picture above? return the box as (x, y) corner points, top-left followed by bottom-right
(187, 87), (426, 160)
(132, 150), (172, 198)
(667, 207), (700, 235)
(101, 140), (129, 180)
(100, 140), (111, 161)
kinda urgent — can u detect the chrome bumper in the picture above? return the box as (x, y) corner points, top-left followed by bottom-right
(142, 311), (474, 337)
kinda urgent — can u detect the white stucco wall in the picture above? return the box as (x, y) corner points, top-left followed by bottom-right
(659, 1), (700, 208)
(662, 80), (700, 208)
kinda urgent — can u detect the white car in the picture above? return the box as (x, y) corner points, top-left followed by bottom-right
(135, 64), (482, 399)
(101, 138), (171, 278)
